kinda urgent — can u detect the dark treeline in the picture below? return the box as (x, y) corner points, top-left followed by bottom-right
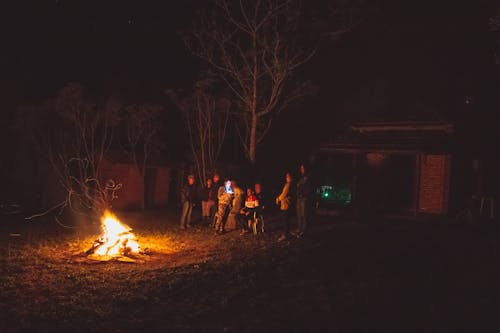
(1, 0), (497, 211)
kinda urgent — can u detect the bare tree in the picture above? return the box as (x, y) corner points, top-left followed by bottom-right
(167, 76), (230, 183)
(20, 83), (121, 223)
(122, 103), (163, 210)
(187, 0), (320, 164)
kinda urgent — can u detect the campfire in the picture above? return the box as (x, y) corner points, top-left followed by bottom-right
(86, 210), (139, 258)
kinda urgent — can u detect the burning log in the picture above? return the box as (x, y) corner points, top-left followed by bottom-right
(86, 210), (140, 257)
(85, 240), (104, 255)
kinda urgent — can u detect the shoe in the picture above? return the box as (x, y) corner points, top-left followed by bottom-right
(180, 226), (186, 230)
(240, 230), (248, 236)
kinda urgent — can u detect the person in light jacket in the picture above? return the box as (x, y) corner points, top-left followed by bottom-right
(226, 180), (243, 231)
(214, 180), (234, 234)
(276, 172), (293, 241)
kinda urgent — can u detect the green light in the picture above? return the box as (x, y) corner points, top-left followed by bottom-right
(318, 185), (352, 205)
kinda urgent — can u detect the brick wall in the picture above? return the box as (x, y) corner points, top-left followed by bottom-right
(418, 155), (450, 214)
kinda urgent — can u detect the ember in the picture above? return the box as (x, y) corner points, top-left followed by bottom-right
(87, 210), (139, 257)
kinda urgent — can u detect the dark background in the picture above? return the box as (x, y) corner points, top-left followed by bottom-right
(0, 0), (498, 202)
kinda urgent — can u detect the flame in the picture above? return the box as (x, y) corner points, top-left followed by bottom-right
(94, 210), (140, 256)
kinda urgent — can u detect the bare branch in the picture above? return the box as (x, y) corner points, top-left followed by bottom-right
(167, 77), (229, 183)
(22, 83), (123, 223)
(187, 0), (358, 163)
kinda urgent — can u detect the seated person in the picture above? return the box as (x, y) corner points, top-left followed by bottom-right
(240, 188), (260, 234)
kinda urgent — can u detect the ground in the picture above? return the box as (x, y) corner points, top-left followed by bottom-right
(0, 209), (499, 332)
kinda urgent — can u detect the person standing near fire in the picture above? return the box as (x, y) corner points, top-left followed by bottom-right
(276, 172), (293, 241)
(226, 180), (243, 230)
(214, 180), (234, 235)
(200, 178), (216, 225)
(296, 164), (312, 237)
(254, 182), (266, 232)
(180, 174), (196, 229)
(254, 182), (265, 215)
(210, 173), (221, 226)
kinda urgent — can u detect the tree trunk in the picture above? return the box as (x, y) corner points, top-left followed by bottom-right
(249, 114), (257, 164)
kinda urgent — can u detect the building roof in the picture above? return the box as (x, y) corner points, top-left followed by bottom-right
(320, 121), (455, 154)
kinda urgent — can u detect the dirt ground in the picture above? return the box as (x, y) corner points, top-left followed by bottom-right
(0, 210), (499, 332)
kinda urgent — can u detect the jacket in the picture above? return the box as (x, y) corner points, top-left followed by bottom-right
(212, 182), (221, 203)
(296, 174), (311, 199)
(276, 182), (291, 211)
(255, 192), (265, 210)
(200, 185), (216, 202)
(230, 186), (244, 213)
(244, 195), (259, 209)
(180, 184), (196, 204)
(217, 186), (233, 206)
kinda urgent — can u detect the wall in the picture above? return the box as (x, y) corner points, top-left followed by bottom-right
(100, 162), (144, 210)
(418, 154), (451, 214)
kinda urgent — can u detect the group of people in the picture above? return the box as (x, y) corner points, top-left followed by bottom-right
(179, 164), (312, 241)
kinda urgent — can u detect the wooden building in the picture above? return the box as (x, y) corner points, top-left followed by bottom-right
(99, 152), (172, 210)
(314, 121), (457, 217)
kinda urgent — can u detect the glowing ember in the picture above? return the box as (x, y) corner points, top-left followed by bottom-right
(92, 210), (139, 256)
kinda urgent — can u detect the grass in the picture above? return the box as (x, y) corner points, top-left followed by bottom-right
(0, 210), (499, 332)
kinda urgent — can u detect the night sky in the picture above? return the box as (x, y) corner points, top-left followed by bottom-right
(1, 0), (498, 199)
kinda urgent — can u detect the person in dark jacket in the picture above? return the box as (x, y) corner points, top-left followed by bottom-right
(254, 182), (266, 232)
(210, 173), (221, 226)
(254, 183), (265, 212)
(296, 164), (311, 237)
(180, 174), (196, 229)
(200, 178), (216, 224)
